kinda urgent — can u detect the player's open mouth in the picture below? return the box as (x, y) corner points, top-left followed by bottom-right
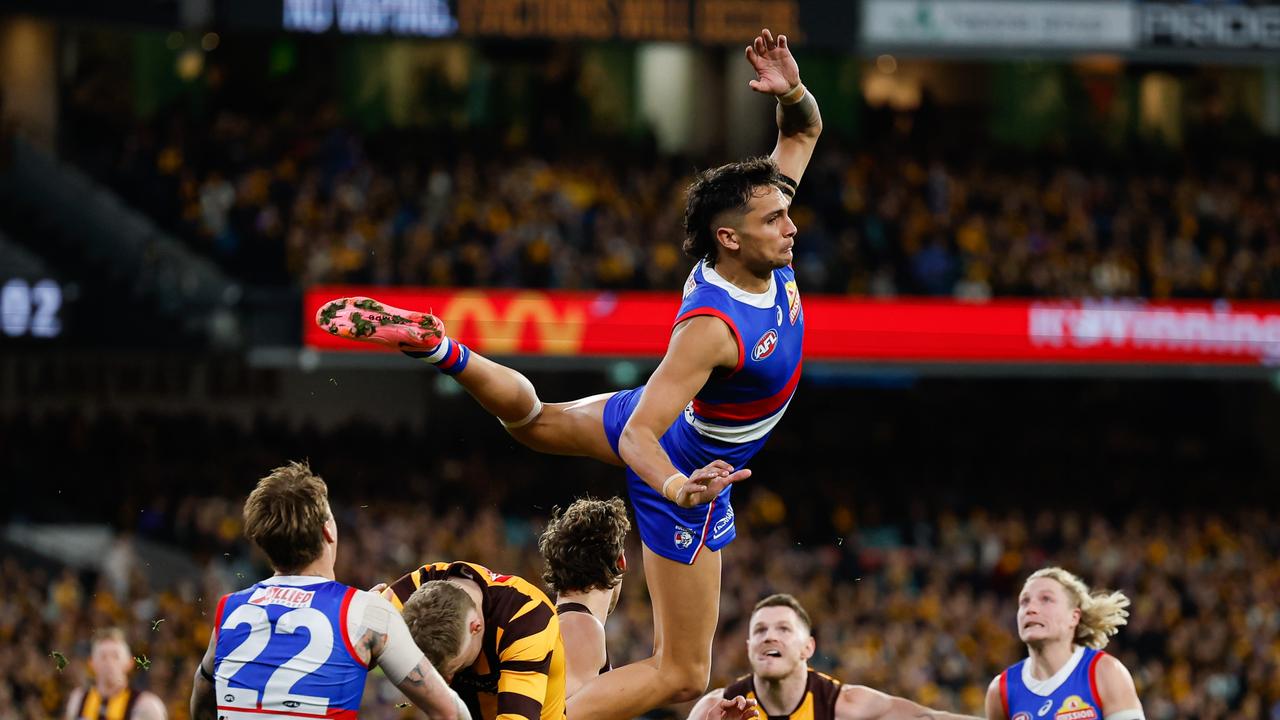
(762, 649), (783, 658)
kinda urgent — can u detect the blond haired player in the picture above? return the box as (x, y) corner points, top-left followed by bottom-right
(985, 568), (1144, 720)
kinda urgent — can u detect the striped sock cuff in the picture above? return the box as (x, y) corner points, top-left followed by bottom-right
(403, 337), (470, 375)
(437, 341), (470, 376)
(403, 336), (451, 363)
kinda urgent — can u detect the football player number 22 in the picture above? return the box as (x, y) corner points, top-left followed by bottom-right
(216, 605), (334, 713)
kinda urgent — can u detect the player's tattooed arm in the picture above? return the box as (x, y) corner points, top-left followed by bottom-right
(744, 29), (821, 184)
(394, 658), (471, 720)
(776, 91), (821, 139)
(355, 626), (387, 665)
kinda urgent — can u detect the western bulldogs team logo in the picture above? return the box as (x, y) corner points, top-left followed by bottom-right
(785, 280), (801, 325)
(1054, 696), (1098, 720)
(674, 525), (695, 550)
(1013, 713), (1032, 720)
(752, 329), (779, 361)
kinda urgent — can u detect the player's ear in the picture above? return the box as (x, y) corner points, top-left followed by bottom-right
(617, 554), (627, 573)
(715, 225), (740, 253)
(801, 635), (816, 661)
(322, 516), (337, 544)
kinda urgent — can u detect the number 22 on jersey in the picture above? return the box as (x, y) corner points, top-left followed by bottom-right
(218, 605), (333, 714)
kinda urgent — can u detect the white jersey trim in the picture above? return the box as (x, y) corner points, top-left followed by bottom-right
(259, 575), (330, 586)
(1021, 645), (1086, 696)
(683, 398), (791, 443)
(701, 262), (777, 310)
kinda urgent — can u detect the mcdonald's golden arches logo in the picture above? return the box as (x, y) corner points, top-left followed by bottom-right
(441, 291), (586, 354)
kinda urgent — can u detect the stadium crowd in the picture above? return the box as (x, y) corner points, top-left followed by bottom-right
(1, 396), (1277, 720)
(3, 497), (1277, 720)
(69, 99), (1280, 301)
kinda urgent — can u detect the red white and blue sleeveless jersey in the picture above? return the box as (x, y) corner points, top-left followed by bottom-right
(1000, 647), (1108, 720)
(213, 577), (368, 720)
(603, 260), (803, 564)
(676, 260), (804, 444)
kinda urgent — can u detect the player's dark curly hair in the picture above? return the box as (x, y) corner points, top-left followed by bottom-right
(682, 156), (784, 267)
(539, 497), (630, 594)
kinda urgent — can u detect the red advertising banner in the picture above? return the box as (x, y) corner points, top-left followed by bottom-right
(304, 287), (1280, 365)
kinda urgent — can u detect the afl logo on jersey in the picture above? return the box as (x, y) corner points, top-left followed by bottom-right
(752, 329), (779, 361)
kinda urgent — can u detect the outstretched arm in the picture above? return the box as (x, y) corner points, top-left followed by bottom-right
(744, 29), (822, 187)
(836, 685), (983, 720)
(618, 316), (751, 507)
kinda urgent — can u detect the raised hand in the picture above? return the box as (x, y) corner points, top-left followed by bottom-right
(710, 695), (759, 720)
(674, 459), (752, 508)
(744, 28), (801, 97)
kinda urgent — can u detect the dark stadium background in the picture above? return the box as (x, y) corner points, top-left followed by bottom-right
(2, 1), (1279, 718)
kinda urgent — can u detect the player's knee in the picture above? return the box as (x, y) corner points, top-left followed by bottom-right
(505, 417), (552, 453)
(656, 658), (711, 703)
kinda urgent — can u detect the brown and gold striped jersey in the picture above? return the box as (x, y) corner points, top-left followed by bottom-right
(724, 669), (843, 720)
(73, 686), (138, 720)
(387, 561), (566, 720)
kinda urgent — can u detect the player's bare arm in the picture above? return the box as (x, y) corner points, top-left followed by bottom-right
(560, 612), (607, 697)
(189, 636), (217, 720)
(983, 677), (1005, 720)
(837, 684), (983, 720)
(617, 315), (750, 507)
(744, 29), (822, 186)
(688, 688), (760, 720)
(394, 659), (469, 720)
(1093, 655), (1144, 719)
